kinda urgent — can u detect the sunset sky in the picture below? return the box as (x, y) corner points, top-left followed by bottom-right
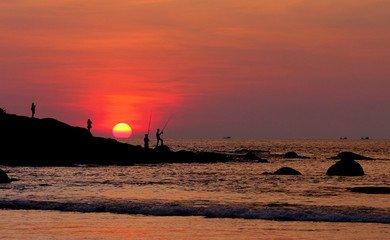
(1, 0), (389, 138)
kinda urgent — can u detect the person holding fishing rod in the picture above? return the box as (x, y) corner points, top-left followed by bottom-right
(156, 128), (164, 147)
(144, 113), (152, 150)
(156, 114), (173, 147)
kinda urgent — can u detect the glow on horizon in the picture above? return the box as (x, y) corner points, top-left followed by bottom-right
(0, 0), (389, 138)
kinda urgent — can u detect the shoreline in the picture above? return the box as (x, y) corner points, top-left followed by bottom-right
(0, 199), (389, 224)
(0, 209), (388, 240)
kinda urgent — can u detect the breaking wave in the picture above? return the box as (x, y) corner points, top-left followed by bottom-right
(0, 199), (389, 224)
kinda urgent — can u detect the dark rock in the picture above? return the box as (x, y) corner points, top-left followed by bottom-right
(329, 151), (373, 160)
(283, 151), (309, 159)
(255, 158), (269, 163)
(0, 113), (233, 166)
(154, 145), (171, 153)
(0, 169), (11, 183)
(347, 186), (390, 194)
(274, 167), (302, 175)
(242, 152), (268, 163)
(244, 152), (258, 159)
(263, 167), (302, 175)
(234, 149), (269, 154)
(195, 151), (231, 163)
(326, 158), (364, 176)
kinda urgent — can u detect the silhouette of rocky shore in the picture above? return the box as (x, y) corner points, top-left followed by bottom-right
(0, 113), (233, 166)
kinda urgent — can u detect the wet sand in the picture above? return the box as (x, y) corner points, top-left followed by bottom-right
(0, 210), (388, 240)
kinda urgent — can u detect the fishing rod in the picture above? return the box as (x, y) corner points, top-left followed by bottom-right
(147, 112), (152, 135)
(162, 114), (174, 132)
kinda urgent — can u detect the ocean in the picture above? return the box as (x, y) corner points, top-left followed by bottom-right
(1, 139), (389, 239)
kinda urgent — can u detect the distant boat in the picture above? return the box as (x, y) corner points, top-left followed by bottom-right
(340, 137), (348, 140)
(223, 136), (231, 139)
(361, 137), (370, 140)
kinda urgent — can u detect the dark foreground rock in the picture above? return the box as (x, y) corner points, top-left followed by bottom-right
(329, 151), (373, 160)
(0, 169), (11, 183)
(348, 186), (390, 194)
(326, 159), (364, 176)
(241, 152), (268, 163)
(234, 149), (269, 155)
(0, 113), (232, 166)
(263, 167), (302, 175)
(283, 151), (309, 159)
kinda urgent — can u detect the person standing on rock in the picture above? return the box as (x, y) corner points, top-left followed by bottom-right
(156, 128), (164, 147)
(87, 119), (93, 133)
(30, 102), (36, 118)
(144, 134), (150, 150)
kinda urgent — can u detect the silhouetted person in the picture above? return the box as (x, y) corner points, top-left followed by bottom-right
(156, 128), (164, 146)
(144, 134), (150, 150)
(30, 102), (36, 118)
(87, 119), (92, 132)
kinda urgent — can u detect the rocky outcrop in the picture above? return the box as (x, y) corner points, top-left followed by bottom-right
(348, 187), (390, 194)
(0, 169), (11, 183)
(154, 145), (172, 153)
(263, 167), (302, 175)
(283, 151), (309, 159)
(0, 113), (232, 166)
(326, 158), (364, 176)
(241, 152), (268, 163)
(329, 152), (373, 160)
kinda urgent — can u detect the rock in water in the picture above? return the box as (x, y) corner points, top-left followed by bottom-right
(242, 152), (268, 163)
(329, 152), (373, 160)
(272, 167), (302, 175)
(326, 159), (364, 176)
(244, 152), (258, 159)
(283, 151), (309, 159)
(348, 187), (390, 194)
(0, 169), (11, 183)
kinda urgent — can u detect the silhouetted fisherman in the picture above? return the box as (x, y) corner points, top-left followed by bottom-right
(144, 134), (150, 150)
(156, 128), (164, 146)
(87, 119), (93, 132)
(30, 102), (36, 118)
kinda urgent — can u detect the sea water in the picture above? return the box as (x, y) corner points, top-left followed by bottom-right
(0, 139), (389, 239)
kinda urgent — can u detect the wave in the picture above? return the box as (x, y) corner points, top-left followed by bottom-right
(0, 199), (389, 223)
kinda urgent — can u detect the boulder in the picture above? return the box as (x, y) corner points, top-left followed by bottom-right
(329, 151), (373, 160)
(283, 151), (309, 159)
(234, 149), (268, 154)
(242, 152), (268, 163)
(274, 167), (302, 175)
(0, 169), (11, 183)
(263, 167), (302, 175)
(347, 186), (390, 194)
(326, 158), (364, 176)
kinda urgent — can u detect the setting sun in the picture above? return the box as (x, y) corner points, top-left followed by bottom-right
(112, 123), (132, 139)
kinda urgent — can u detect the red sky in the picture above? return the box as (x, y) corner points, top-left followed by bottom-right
(1, 0), (389, 138)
